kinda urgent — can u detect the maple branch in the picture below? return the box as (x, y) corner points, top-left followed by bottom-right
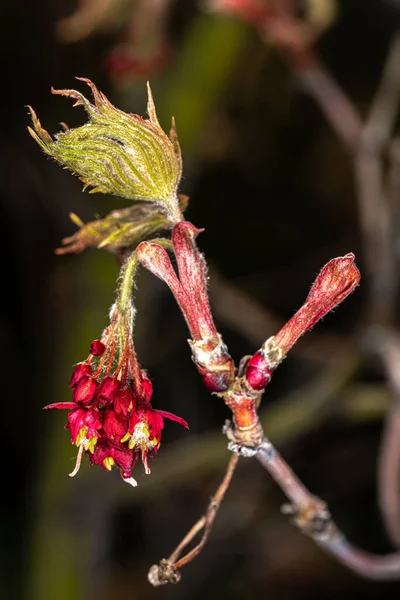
(255, 441), (400, 579)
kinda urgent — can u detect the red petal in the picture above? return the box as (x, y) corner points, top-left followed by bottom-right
(72, 375), (97, 406)
(114, 389), (136, 419)
(44, 402), (77, 410)
(96, 376), (120, 404)
(154, 410), (189, 429)
(103, 409), (128, 443)
(69, 363), (93, 389)
(141, 375), (153, 402)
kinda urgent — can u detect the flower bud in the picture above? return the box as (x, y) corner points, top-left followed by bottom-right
(72, 375), (97, 405)
(274, 253), (360, 353)
(90, 339), (105, 356)
(69, 362), (92, 389)
(103, 408), (129, 443)
(244, 352), (272, 391)
(96, 376), (120, 404)
(114, 389), (136, 420)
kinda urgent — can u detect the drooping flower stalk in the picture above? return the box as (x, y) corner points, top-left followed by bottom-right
(45, 248), (188, 486)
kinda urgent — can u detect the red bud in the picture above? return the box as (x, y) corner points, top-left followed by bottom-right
(69, 363), (92, 389)
(90, 340), (106, 356)
(72, 375), (97, 406)
(96, 376), (120, 404)
(114, 389), (136, 420)
(244, 352), (273, 391)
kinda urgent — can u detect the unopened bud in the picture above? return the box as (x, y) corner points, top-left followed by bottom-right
(90, 339), (105, 356)
(245, 352), (273, 391)
(69, 363), (93, 389)
(274, 253), (360, 353)
(72, 376), (97, 405)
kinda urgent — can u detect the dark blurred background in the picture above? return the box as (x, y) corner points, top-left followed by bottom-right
(3, 0), (400, 598)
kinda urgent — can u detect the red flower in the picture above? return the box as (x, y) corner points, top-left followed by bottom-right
(69, 362), (92, 389)
(90, 440), (138, 485)
(72, 375), (97, 405)
(114, 388), (136, 420)
(102, 408), (129, 443)
(67, 406), (102, 446)
(125, 400), (188, 474)
(46, 335), (189, 485)
(44, 400), (102, 477)
(96, 376), (120, 405)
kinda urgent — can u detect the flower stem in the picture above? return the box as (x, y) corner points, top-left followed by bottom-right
(117, 251), (139, 316)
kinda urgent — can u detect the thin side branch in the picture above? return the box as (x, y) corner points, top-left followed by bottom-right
(294, 63), (362, 149)
(148, 453), (239, 586)
(353, 34), (400, 322)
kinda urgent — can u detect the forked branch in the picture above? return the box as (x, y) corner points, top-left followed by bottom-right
(148, 453), (239, 585)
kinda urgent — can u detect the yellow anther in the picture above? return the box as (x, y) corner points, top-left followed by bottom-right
(84, 436), (97, 453)
(103, 457), (115, 471)
(75, 426), (88, 446)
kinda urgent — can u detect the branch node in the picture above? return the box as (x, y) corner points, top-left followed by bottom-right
(282, 499), (337, 542)
(148, 560), (181, 587)
(224, 420), (275, 458)
(227, 441), (258, 457)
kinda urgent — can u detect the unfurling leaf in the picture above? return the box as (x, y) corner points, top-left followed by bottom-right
(28, 78), (183, 222)
(56, 205), (170, 255)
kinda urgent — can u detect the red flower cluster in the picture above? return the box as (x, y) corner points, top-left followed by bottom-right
(45, 340), (188, 487)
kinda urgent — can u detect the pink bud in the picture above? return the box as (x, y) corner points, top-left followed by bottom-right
(72, 375), (97, 406)
(244, 352), (272, 391)
(90, 339), (106, 356)
(69, 363), (92, 389)
(96, 376), (120, 404)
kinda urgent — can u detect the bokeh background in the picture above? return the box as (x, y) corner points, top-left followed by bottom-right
(3, 0), (400, 598)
